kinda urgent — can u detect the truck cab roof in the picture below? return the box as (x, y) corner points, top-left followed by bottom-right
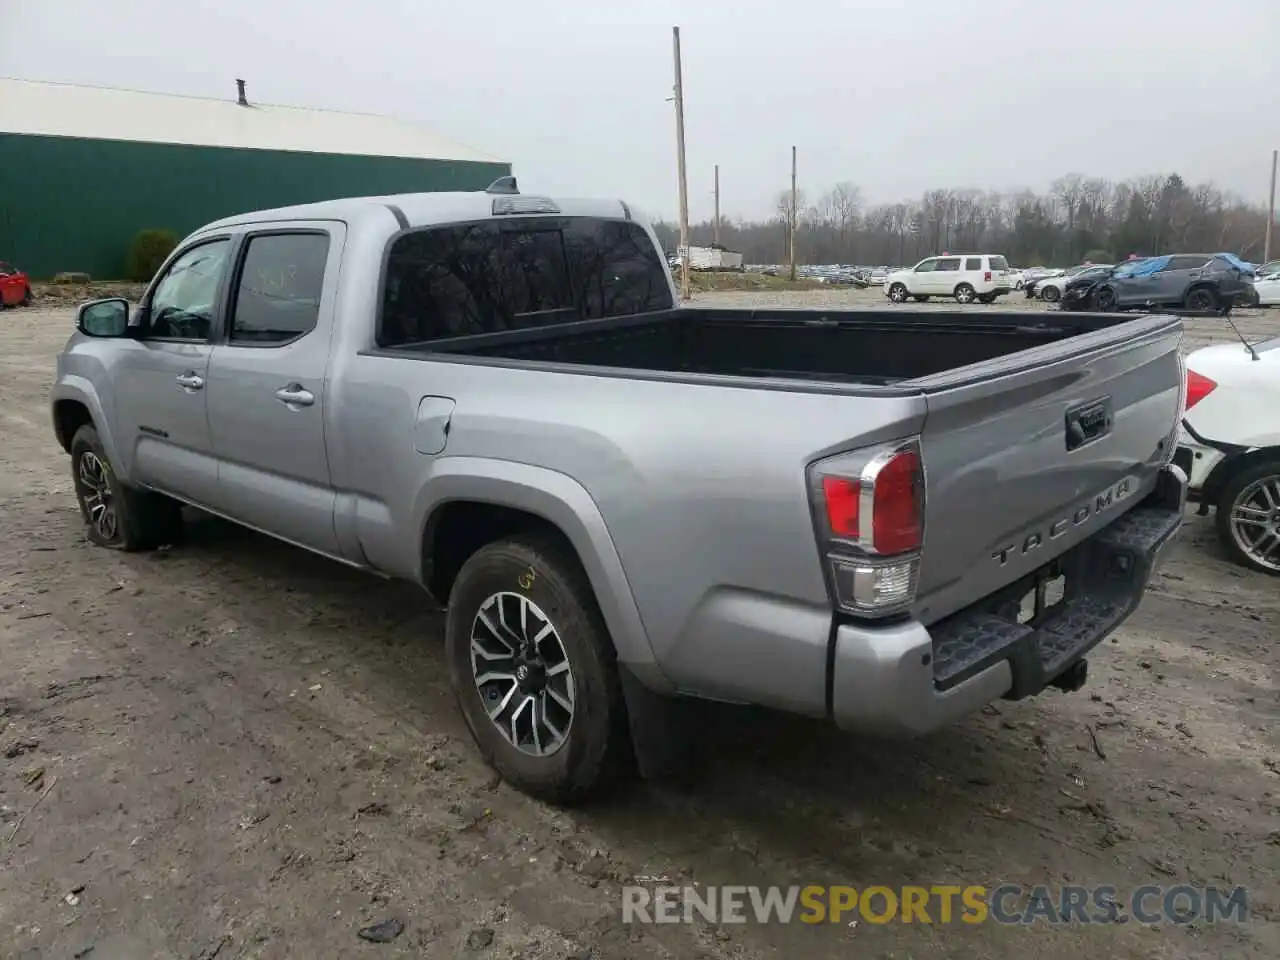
(200, 189), (641, 233)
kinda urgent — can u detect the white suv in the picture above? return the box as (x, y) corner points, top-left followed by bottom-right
(884, 254), (1014, 304)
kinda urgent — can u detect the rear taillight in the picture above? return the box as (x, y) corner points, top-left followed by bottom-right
(809, 440), (924, 617)
(1185, 369), (1217, 411)
(984, 271), (992, 282)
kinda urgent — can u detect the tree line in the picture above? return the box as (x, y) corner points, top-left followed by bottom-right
(652, 172), (1273, 268)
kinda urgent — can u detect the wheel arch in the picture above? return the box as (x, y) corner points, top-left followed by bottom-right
(414, 457), (669, 691)
(51, 382), (119, 465)
(1184, 281), (1219, 304)
(1203, 445), (1280, 505)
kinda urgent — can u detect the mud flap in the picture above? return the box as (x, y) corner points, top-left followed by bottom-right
(618, 665), (704, 782)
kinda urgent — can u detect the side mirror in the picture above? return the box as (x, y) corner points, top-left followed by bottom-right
(76, 298), (131, 338)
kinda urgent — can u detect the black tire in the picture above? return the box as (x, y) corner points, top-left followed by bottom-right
(20, 285), (32, 307)
(1093, 286), (1118, 311)
(1214, 458), (1280, 576)
(1041, 285), (1061, 303)
(1184, 286), (1217, 311)
(445, 533), (629, 804)
(70, 424), (183, 551)
(887, 283), (909, 303)
(954, 283), (976, 304)
(977, 293), (996, 304)
(912, 295), (930, 302)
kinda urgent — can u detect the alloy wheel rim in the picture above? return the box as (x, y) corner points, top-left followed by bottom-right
(78, 451), (119, 542)
(1229, 476), (1280, 572)
(469, 591), (575, 757)
(957, 287), (974, 302)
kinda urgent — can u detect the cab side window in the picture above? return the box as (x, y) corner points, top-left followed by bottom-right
(935, 258), (962, 272)
(229, 233), (331, 344)
(147, 240), (231, 341)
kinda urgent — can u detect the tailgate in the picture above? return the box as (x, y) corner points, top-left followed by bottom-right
(910, 314), (1184, 626)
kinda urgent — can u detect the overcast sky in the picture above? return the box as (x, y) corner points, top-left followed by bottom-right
(3, 0), (1277, 222)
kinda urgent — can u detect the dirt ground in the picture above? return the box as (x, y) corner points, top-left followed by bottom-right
(1, 295), (1277, 960)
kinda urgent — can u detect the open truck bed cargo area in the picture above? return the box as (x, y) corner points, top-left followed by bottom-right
(409, 308), (1145, 387)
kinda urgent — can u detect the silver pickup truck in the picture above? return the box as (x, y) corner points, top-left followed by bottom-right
(52, 179), (1188, 802)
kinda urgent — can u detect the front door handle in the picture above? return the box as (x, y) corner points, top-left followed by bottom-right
(175, 372), (205, 390)
(275, 384), (315, 408)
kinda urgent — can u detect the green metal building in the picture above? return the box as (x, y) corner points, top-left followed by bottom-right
(0, 77), (511, 279)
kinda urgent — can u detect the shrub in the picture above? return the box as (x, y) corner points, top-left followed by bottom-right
(1082, 248), (1114, 264)
(126, 229), (178, 283)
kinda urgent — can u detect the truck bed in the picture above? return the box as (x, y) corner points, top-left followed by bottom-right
(412, 308), (1137, 386)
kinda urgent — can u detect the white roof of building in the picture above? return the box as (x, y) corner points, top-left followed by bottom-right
(0, 77), (505, 164)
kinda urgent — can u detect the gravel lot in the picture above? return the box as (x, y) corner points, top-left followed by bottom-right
(1, 295), (1277, 960)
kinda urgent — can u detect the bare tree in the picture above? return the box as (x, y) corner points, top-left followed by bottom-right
(1052, 174), (1086, 232)
(829, 182), (862, 239)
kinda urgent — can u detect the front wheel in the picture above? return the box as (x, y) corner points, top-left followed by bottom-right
(445, 534), (630, 804)
(70, 424), (184, 550)
(977, 293), (996, 304)
(1093, 286), (1118, 311)
(1184, 287), (1217, 311)
(1041, 285), (1061, 303)
(19, 285), (32, 306)
(887, 283), (909, 303)
(1215, 460), (1280, 576)
(954, 283), (976, 304)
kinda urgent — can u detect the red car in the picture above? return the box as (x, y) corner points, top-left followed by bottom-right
(0, 262), (32, 307)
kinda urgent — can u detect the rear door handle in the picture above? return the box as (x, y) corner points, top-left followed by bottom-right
(175, 372), (204, 390)
(275, 384), (315, 408)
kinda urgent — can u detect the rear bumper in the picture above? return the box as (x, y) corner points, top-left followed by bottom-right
(1174, 441), (1221, 495)
(829, 464), (1186, 736)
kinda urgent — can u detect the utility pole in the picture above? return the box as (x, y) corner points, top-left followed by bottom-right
(713, 164), (721, 247)
(788, 145), (797, 282)
(1266, 149), (1277, 264)
(672, 27), (691, 301)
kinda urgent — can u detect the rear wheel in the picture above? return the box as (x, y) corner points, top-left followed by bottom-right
(1041, 285), (1061, 303)
(954, 283), (976, 304)
(70, 424), (184, 550)
(1216, 459), (1280, 576)
(445, 534), (630, 804)
(1184, 286), (1217, 311)
(887, 283), (909, 303)
(20, 285), (32, 306)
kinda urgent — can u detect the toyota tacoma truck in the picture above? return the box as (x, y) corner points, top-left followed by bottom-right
(51, 179), (1188, 803)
